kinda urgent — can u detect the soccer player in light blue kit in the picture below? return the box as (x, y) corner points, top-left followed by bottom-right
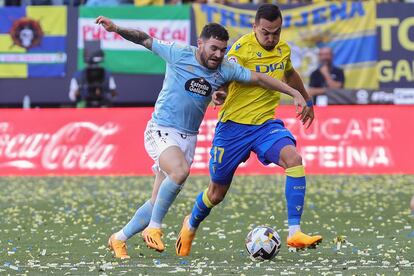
(96, 16), (308, 259)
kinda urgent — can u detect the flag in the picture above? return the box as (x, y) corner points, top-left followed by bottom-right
(193, 2), (377, 89)
(0, 6), (67, 78)
(78, 5), (191, 74)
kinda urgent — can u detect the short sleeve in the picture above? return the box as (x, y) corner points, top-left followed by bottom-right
(222, 61), (251, 83)
(151, 39), (181, 64)
(285, 56), (293, 72)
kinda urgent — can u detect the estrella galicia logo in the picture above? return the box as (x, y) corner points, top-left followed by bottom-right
(185, 78), (212, 97)
(10, 17), (43, 49)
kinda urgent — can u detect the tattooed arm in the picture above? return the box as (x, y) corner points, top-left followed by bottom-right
(95, 16), (153, 50)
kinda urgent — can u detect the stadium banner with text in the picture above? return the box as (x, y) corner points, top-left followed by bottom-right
(193, 2), (377, 89)
(0, 6), (67, 78)
(78, 6), (190, 74)
(318, 88), (414, 105)
(377, 3), (414, 89)
(0, 106), (412, 176)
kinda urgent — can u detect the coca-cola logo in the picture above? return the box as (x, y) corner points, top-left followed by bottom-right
(0, 122), (119, 170)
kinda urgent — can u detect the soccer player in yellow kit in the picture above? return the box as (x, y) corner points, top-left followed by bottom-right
(176, 4), (322, 256)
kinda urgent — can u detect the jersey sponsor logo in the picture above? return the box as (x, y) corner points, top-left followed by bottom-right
(185, 78), (212, 97)
(234, 43), (241, 50)
(228, 56), (238, 63)
(256, 52), (262, 57)
(255, 62), (285, 73)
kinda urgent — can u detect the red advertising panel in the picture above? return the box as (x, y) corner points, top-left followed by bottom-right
(195, 106), (413, 175)
(0, 108), (153, 176)
(0, 106), (412, 176)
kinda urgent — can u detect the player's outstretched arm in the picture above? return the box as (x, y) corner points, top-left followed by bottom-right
(250, 71), (306, 113)
(96, 16), (153, 50)
(285, 68), (315, 128)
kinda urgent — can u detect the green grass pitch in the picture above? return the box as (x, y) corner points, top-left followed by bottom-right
(0, 175), (413, 275)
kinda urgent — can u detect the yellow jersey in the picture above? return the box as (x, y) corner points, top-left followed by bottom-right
(219, 32), (293, 125)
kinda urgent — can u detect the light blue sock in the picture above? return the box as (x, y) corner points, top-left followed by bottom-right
(148, 177), (182, 228)
(121, 200), (153, 239)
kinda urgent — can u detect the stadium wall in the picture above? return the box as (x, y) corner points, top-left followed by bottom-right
(0, 6), (196, 107)
(0, 106), (412, 176)
(0, 3), (413, 107)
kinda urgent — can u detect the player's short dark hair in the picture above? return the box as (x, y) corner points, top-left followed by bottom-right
(200, 23), (229, 42)
(255, 4), (282, 23)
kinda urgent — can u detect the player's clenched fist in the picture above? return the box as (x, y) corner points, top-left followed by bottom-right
(96, 16), (117, 32)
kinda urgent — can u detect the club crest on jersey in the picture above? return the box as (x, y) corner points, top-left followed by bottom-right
(185, 78), (212, 97)
(228, 56), (238, 63)
(213, 72), (221, 83)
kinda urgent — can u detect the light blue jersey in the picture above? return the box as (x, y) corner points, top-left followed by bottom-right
(151, 39), (252, 134)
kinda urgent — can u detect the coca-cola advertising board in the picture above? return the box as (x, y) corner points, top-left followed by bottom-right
(0, 106), (412, 176)
(0, 108), (153, 175)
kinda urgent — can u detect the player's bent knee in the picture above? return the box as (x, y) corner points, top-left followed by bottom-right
(169, 164), (190, 184)
(207, 182), (229, 205)
(208, 192), (225, 205)
(285, 153), (303, 168)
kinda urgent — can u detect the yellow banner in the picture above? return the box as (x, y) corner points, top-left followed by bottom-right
(193, 2), (377, 89)
(134, 0), (164, 6)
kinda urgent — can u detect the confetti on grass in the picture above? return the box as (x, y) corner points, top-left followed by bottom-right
(0, 175), (413, 274)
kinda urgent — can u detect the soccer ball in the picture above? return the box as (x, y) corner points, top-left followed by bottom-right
(245, 226), (282, 261)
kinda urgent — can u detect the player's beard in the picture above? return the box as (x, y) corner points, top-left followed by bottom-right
(261, 40), (277, 51)
(263, 44), (276, 51)
(200, 51), (222, 70)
